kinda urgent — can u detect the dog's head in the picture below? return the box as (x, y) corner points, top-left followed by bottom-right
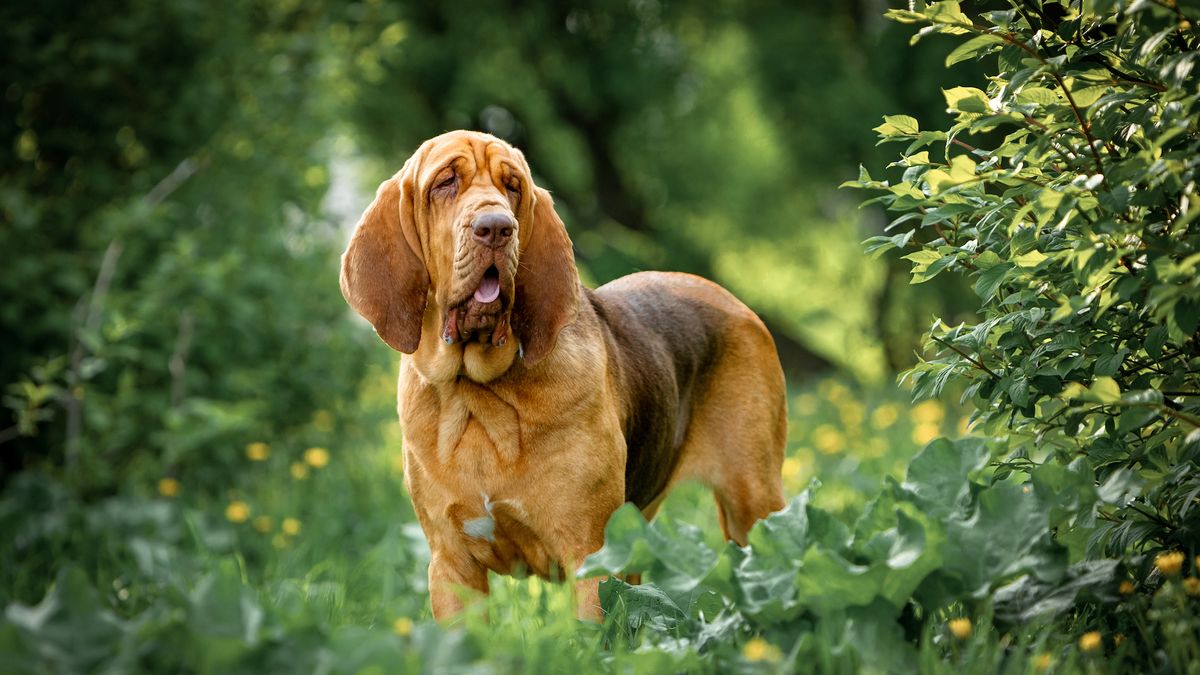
(340, 130), (578, 368)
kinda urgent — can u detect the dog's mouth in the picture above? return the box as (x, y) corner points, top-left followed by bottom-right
(443, 264), (511, 346)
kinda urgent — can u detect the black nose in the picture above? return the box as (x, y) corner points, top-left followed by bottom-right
(471, 213), (515, 249)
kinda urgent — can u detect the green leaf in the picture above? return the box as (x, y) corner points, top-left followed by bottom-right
(943, 86), (991, 113)
(579, 504), (655, 576)
(873, 114), (921, 137)
(1012, 249), (1047, 268)
(2, 566), (127, 674)
(900, 437), (990, 519)
(974, 261), (1013, 301)
(942, 481), (1062, 596)
(945, 33), (1006, 66)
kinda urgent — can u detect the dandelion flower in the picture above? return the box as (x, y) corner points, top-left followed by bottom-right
(1118, 580), (1134, 595)
(911, 423), (940, 445)
(282, 517), (301, 536)
(871, 403), (900, 429)
(1078, 631), (1102, 653)
(252, 516), (273, 534)
(290, 462), (309, 480)
(225, 500), (250, 523)
(393, 617), (413, 636)
(245, 442), (270, 461)
(1033, 653), (1053, 671)
(742, 638), (781, 663)
(838, 402), (865, 428)
(1156, 550), (1185, 576)
(911, 400), (944, 425)
(157, 478), (180, 498)
(948, 617), (972, 640)
(1184, 578), (1200, 597)
(781, 457), (802, 481)
(304, 447), (330, 469)
(813, 425), (845, 455)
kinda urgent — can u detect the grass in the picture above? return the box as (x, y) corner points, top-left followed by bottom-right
(4, 367), (1195, 673)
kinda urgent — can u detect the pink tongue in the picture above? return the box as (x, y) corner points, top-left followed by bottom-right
(473, 275), (500, 303)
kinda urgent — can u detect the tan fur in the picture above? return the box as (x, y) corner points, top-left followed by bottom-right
(341, 131), (786, 621)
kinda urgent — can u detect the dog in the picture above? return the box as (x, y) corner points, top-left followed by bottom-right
(340, 130), (786, 620)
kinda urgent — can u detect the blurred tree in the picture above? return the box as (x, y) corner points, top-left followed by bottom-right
(0, 1), (376, 490)
(334, 0), (983, 379)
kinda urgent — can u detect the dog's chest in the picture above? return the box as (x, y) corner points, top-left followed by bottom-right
(400, 378), (562, 574)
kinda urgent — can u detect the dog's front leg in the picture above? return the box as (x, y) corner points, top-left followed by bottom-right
(428, 548), (488, 621)
(573, 575), (604, 622)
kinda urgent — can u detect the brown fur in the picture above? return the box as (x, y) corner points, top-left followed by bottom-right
(340, 130), (786, 621)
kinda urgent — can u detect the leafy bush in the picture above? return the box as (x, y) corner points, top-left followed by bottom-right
(581, 1), (1200, 671)
(848, 0), (1199, 555)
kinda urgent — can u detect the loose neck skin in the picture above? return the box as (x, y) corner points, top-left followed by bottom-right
(410, 294), (521, 384)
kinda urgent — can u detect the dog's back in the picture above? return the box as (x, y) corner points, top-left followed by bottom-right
(589, 271), (786, 527)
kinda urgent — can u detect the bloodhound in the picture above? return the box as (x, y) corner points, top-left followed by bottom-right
(340, 130), (786, 621)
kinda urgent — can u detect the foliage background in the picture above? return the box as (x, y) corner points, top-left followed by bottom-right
(1, 0), (1197, 673)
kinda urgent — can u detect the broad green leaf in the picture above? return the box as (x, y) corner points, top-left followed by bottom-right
(943, 86), (991, 113)
(974, 261), (1013, 300)
(2, 566), (127, 674)
(1012, 249), (1047, 267)
(945, 33), (1005, 66)
(993, 559), (1120, 623)
(579, 504), (655, 576)
(900, 437), (990, 518)
(942, 481), (1062, 596)
(873, 114), (920, 137)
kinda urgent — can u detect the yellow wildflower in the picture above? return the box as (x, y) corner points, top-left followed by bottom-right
(871, 403), (900, 429)
(1184, 578), (1200, 597)
(282, 517), (302, 536)
(742, 637), (782, 663)
(813, 425), (845, 455)
(157, 478), (180, 498)
(948, 617), (972, 640)
(838, 402), (865, 428)
(225, 500), (250, 523)
(781, 457), (802, 480)
(1156, 551), (1185, 576)
(304, 447), (330, 469)
(1033, 653), (1053, 671)
(912, 423), (940, 445)
(252, 516), (273, 534)
(290, 462), (309, 480)
(1118, 580), (1135, 595)
(393, 617), (414, 636)
(245, 442), (270, 461)
(1078, 631), (1102, 653)
(911, 400), (945, 425)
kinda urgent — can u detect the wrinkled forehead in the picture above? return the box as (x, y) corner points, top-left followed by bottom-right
(416, 131), (524, 185)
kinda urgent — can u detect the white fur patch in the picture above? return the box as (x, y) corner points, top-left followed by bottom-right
(463, 493), (496, 541)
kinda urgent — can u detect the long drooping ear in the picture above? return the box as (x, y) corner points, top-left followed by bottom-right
(513, 187), (580, 365)
(339, 167), (429, 353)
